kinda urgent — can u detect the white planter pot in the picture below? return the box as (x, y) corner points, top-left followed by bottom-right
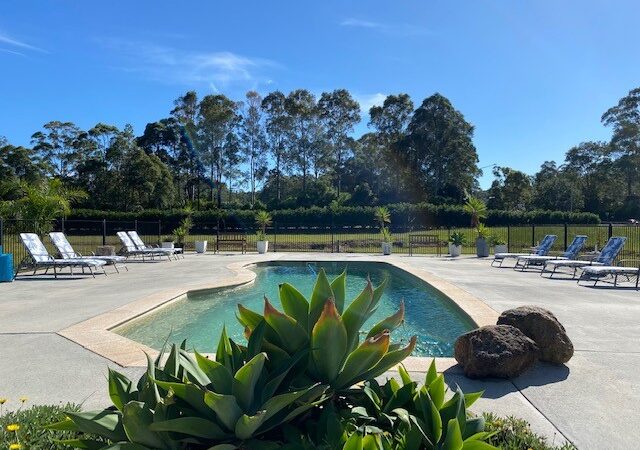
(161, 242), (175, 249)
(449, 244), (462, 257)
(381, 242), (392, 255)
(495, 244), (508, 254)
(257, 240), (269, 254)
(195, 240), (208, 254)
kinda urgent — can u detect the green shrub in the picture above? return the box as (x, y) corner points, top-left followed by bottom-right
(0, 403), (100, 449)
(483, 413), (576, 450)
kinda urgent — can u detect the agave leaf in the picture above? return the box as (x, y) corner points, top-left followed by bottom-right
(308, 268), (335, 330)
(398, 364), (412, 386)
(462, 417), (486, 440)
(261, 385), (318, 423)
(108, 369), (135, 412)
(343, 433), (363, 450)
(334, 331), (390, 389)
(65, 410), (127, 442)
(440, 388), (466, 441)
(237, 304), (265, 329)
(122, 401), (166, 449)
(46, 417), (80, 432)
(369, 278), (388, 314)
(341, 280), (374, 351)
(264, 297), (308, 353)
(362, 434), (382, 450)
(139, 354), (161, 410)
(426, 359), (438, 386)
(216, 327), (233, 367)
(442, 419), (464, 450)
(203, 391), (243, 432)
(311, 299), (348, 382)
(463, 391), (484, 409)
(178, 350), (211, 386)
(261, 349), (309, 402)
(428, 374), (446, 410)
(164, 344), (179, 378)
(330, 269), (347, 313)
(232, 352), (267, 412)
(366, 301), (405, 338)
(149, 417), (229, 439)
(279, 282), (309, 330)
(358, 336), (417, 382)
(208, 445), (239, 450)
(153, 380), (216, 420)
(381, 381), (415, 413)
(194, 351), (233, 394)
(247, 320), (267, 359)
(235, 411), (267, 440)
(417, 389), (442, 444)
(53, 439), (105, 449)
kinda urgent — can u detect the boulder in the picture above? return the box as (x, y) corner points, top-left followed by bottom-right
(497, 306), (573, 364)
(454, 325), (538, 379)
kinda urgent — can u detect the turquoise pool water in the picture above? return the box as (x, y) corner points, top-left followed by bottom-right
(115, 261), (475, 357)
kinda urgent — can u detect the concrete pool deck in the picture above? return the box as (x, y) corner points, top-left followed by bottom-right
(1, 252), (639, 448)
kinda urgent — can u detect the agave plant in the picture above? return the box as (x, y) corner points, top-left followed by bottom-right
(49, 330), (329, 449)
(236, 268), (416, 393)
(337, 360), (497, 450)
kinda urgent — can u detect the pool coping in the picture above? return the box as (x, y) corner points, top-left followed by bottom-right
(58, 255), (499, 371)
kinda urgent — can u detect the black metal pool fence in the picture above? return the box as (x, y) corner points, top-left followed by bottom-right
(0, 218), (639, 269)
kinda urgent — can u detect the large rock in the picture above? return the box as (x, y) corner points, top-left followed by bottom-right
(497, 306), (573, 364)
(454, 325), (538, 379)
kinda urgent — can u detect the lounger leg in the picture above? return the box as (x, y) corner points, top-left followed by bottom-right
(550, 266), (557, 278)
(614, 274), (618, 287)
(53, 265), (57, 279)
(113, 264), (120, 274)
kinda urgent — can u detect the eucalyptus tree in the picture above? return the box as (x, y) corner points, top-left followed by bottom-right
(197, 94), (241, 206)
(602, 87), (640, 204)
(261, 91), (290, 203)
(284, 89), (317, 192)
(368, 94), (414, 201)
(318, 89), (360, 194)
(487, 166), (533, 211)
(31, 121), (82, 178)
(88, 123), (120, 161)
(240, 91), (268, 207)
(398, 93), (479, 202)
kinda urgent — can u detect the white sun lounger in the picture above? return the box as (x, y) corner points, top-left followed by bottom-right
(127, 230), (183, 260)
(16, 233), (106, 279)
(492, 235), (557, 267)
(542, 236), (627, 279)
(578, 263), (639, 288)
(514, 235), (588, 271)
(117, 231), (173, 261)
(49, 232), (128, 273)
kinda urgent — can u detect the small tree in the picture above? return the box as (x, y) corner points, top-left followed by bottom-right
(463, 192), (487, 228)
(374, 206), (392, 243)
(255, 210), (272, 241)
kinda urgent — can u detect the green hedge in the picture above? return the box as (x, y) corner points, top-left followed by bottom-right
(68, 204), (600, 230)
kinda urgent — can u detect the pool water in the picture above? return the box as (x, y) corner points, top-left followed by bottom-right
(115, 261), (475, 357)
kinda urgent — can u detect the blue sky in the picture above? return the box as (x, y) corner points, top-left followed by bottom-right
(1, 1), (638, 187)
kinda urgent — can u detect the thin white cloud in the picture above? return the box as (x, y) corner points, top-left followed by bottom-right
(0, 48), (26, 57)
(355, 93), (387, 113)
(340, 18), (430, 36)
(100, 38), (279, 88)
(0, 31), (46, 53)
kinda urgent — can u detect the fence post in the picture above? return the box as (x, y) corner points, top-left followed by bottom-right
(158, 220), (162, 245)
(564, 223), (568, 251)
(134, 219), (138, 232)
(102, 219), (107, 246)
(273, 222), (277, 253)
(507, 225), (511, 251)
(331, 223), (335, 253)
(531, 224), (536, 247)
(0, 217), (3, 252)
(608, 222), (613, 239)
(61, 217), (65, 234)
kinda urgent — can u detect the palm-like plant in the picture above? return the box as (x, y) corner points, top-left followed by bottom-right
(374, 206), (391, 230)
(255, 210), (273, 241)
(463, 193), (487, 229)
(237, 269), (416, 393)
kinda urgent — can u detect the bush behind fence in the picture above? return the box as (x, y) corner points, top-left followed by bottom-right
(1, 218), (638, 271)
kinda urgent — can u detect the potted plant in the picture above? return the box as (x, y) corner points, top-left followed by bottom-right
(255, 210), (272, 254)
(463, 192), (489, 257)
(173, 217), (193, 251)
(375, 206), (392, 255)
(492, 235), (508, 254)
(161, 236), (175, 249)
(448, 231), (466, 257)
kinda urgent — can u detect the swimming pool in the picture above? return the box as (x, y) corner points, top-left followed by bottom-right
(115, 261), (475, 357)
